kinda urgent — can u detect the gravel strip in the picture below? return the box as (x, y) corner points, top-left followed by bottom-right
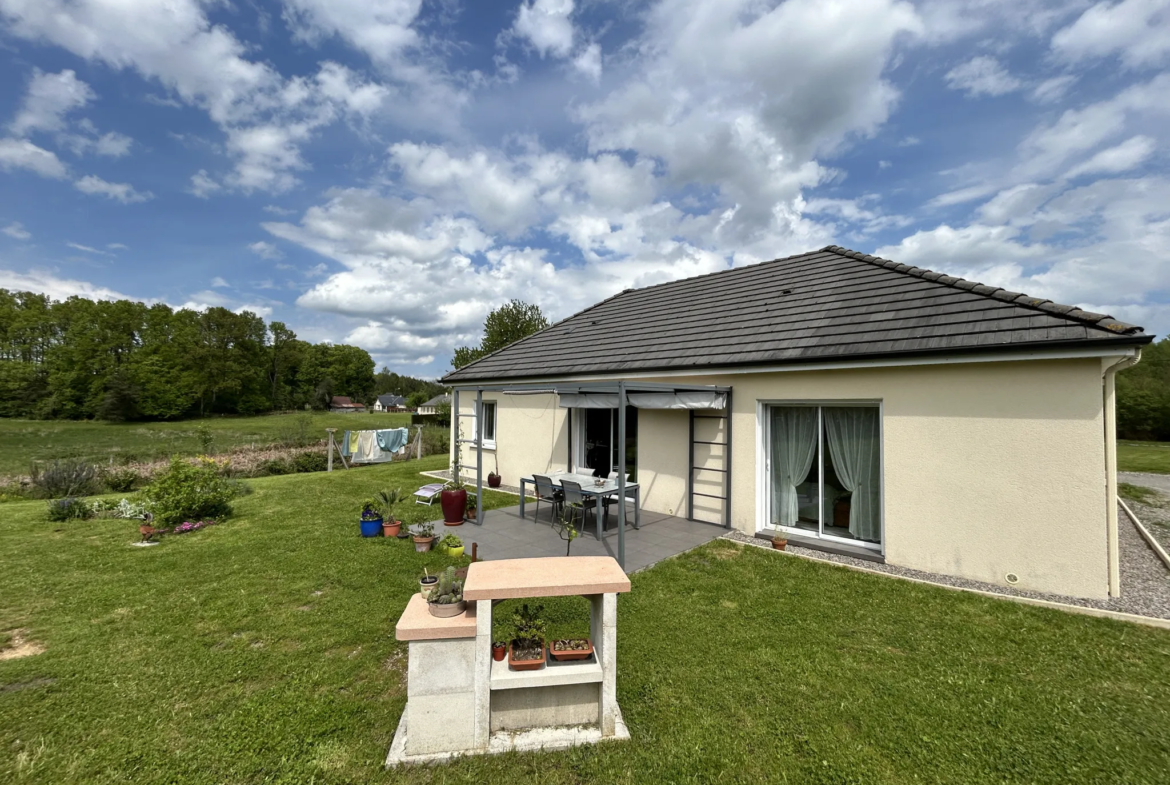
(1122, 497), (1170, 557)
(724, 505), (1170, 620)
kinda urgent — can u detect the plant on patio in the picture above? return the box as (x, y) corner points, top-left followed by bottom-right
(492, 641), (506, 661)
(441, 459), (469, 524)
(464, 491), (477, 522)
(438, 532), (464, 558)
(553, 510), (579, 556)
(375, 487), (405, 537)
(412, 521), (436, 552)
(425, 566), (466, 618)
(358, 497), (383, 538)
(508, 603), (547, 671)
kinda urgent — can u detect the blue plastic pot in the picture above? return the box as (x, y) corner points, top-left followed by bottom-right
(360, 517), (383, 537)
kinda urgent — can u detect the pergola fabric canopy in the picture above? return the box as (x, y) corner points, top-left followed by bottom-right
(557, 391), (727, 410)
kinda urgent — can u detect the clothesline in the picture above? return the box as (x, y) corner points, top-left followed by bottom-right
(342, 428), (413, 464)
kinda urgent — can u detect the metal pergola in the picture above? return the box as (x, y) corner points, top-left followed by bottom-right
(451, 380), (732, 569)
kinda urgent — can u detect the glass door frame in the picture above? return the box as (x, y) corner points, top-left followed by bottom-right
(758, 400), (885, 554)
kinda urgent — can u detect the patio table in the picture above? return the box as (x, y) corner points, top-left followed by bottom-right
(518, 472), (641, 539)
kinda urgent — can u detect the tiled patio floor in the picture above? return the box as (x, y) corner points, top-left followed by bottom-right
(428, 504), (726, 573)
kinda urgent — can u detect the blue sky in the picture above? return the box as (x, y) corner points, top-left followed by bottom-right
(1, 0), (1168, 378)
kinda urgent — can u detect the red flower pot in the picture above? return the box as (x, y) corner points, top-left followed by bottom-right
(492, 643), (506, 662)
(440, 489), (467, 525)
(487, 473), (502, 488)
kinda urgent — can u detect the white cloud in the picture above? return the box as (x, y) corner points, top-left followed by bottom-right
(248, 241), (284, 260)
(514, 0), (575, 58)
(1066, 135), (1156, 178)
(66, 130), (133, 158)
(0, 138), (69, 178)
(1052, 0), (1170, 70)
(9, 69), (94, 136)
(1031, 74), (1077, 104)
(74, 175), (153, 203)
(573, 42), (601, 81)
(280, 0), (422, 65)
(0, 267), (131, 301)
(211, 276), (229, 288)
(263, 204), (296, 216)
(188, 169), (221, 198)
(2, 222), (31, 240)
(107, 242), (128, 250)
(944, 56), (1022, 97)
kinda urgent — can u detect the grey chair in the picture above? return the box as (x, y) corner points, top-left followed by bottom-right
(602, 473), (637, 530)
(532, 474), (563, 523)
(559, 479), (600, 539)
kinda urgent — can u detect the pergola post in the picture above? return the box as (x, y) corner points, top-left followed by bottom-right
(452, 388), (460, 486)
(475, 387), (484, 526)
(617, 381), (626, 569)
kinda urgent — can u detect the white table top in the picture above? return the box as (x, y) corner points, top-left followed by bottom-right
(522, 472), (638, 492)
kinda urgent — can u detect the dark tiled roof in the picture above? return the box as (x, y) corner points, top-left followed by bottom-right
(443, 246), (1150, 383)
(377, 394), (405, 405)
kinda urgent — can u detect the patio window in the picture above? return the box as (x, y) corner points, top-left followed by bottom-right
(766, 404), (881, 548)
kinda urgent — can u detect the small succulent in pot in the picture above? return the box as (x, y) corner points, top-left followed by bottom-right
(492, 641), (506, 661)
(425, 566), (466, 618)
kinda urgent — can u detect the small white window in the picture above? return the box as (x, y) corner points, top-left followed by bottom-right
(479, 401), (497, 448)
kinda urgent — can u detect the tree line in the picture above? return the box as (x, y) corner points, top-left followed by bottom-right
(1118, 337), (1170, 440)
(0, 289), (383, 420)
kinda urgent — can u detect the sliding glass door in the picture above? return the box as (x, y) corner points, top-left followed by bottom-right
(767, 404), (882, 548)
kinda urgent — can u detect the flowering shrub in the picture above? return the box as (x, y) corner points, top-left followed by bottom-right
(169, 519), (218, 535)
(88, 498), (149, 519)
(143, 456), (242, 527)
(47, 496), (93, 522)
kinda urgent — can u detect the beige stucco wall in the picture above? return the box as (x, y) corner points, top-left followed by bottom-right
(455, 357), (1112, 598)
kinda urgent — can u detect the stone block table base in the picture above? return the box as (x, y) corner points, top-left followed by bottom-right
(386, 557), (632, 768)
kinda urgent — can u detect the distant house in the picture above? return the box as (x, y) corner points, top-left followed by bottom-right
(375, 394), (406, 412)
(417, 393), (450, 415)
(330, 395), (366, 413)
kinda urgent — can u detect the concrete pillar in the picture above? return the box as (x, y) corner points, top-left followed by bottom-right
(591, 592), (618, 736)
(473, 599), (492, 749)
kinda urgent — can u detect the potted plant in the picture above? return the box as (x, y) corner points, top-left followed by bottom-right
(440, 475), (467, 526)
(487, 455), (502, 488)
(377, 488), (405, 537)
(425, 566), (466, 618)
(359, 498), (383, 537)
(549, 638), (594, 662)
(412, 521), (435, 552)
(464, 493), (477, 523)
(439, 533), (464, 558)
(492, 642), (506, 662)
(418, 568), (438, 597)
(508, 603), (546, 671)
(772, 533), (787, 551)
(138, 512), (158, 542)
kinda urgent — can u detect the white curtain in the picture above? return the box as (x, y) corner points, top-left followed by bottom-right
(770, 407), (818, 527)
(824, 408), (881, 542)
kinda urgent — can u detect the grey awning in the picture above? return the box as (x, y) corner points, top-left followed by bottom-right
(558, 391), (727, 410)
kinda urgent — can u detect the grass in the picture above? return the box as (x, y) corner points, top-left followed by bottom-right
(1119, 440), (1170, 474)
(1119, 482), (1167, 507)
(0, 413), (412, 476)
(2, 459), (1170, 783)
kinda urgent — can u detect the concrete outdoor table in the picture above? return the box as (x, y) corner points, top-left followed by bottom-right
(385, 556), (631, 766)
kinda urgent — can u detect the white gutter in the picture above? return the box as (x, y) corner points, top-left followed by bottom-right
(1103, 350), (1142, 597)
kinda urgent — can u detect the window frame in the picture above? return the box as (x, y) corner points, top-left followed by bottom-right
(756, 400), (884, 554)
(477, 400), (497, 450)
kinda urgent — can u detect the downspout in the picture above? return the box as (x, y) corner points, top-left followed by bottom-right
(1103, 350), (1141, 597)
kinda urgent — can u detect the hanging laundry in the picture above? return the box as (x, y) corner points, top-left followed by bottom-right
(376, 428), (410, 454)
(341, 430), (352, 457)
(351, 431), (388, 464)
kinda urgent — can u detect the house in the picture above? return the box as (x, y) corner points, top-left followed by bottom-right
(375, 394), (406, 412)
(417, 393), (450, 416)
(329, 395), (366, 413)
(441, 245), (1152, 600)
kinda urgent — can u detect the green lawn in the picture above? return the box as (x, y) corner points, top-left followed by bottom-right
(0, 413), (412, 476)
(2, 458), (1169, 783)
(1119, 440), (1170, 474)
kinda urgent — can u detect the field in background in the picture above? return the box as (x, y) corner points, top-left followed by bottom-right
(1119, 441), (1170, 474)
(0, 413), (413, 477)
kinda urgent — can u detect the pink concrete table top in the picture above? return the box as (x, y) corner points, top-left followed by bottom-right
(464, 557), (631, 601)
(395, 594), (477, 641)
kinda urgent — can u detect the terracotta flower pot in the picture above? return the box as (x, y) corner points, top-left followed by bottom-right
(465, 507), (477, 522)
(440, 489), (466, 525)
(383, 520), (401, 538)
(508, 642), (546, 671)
(492, 643), (506, 662)
(413, 535), (435, 553)
(549, 638), (594, 662)
(772, 537), (787, 551)
(487, 473), (502, 488)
